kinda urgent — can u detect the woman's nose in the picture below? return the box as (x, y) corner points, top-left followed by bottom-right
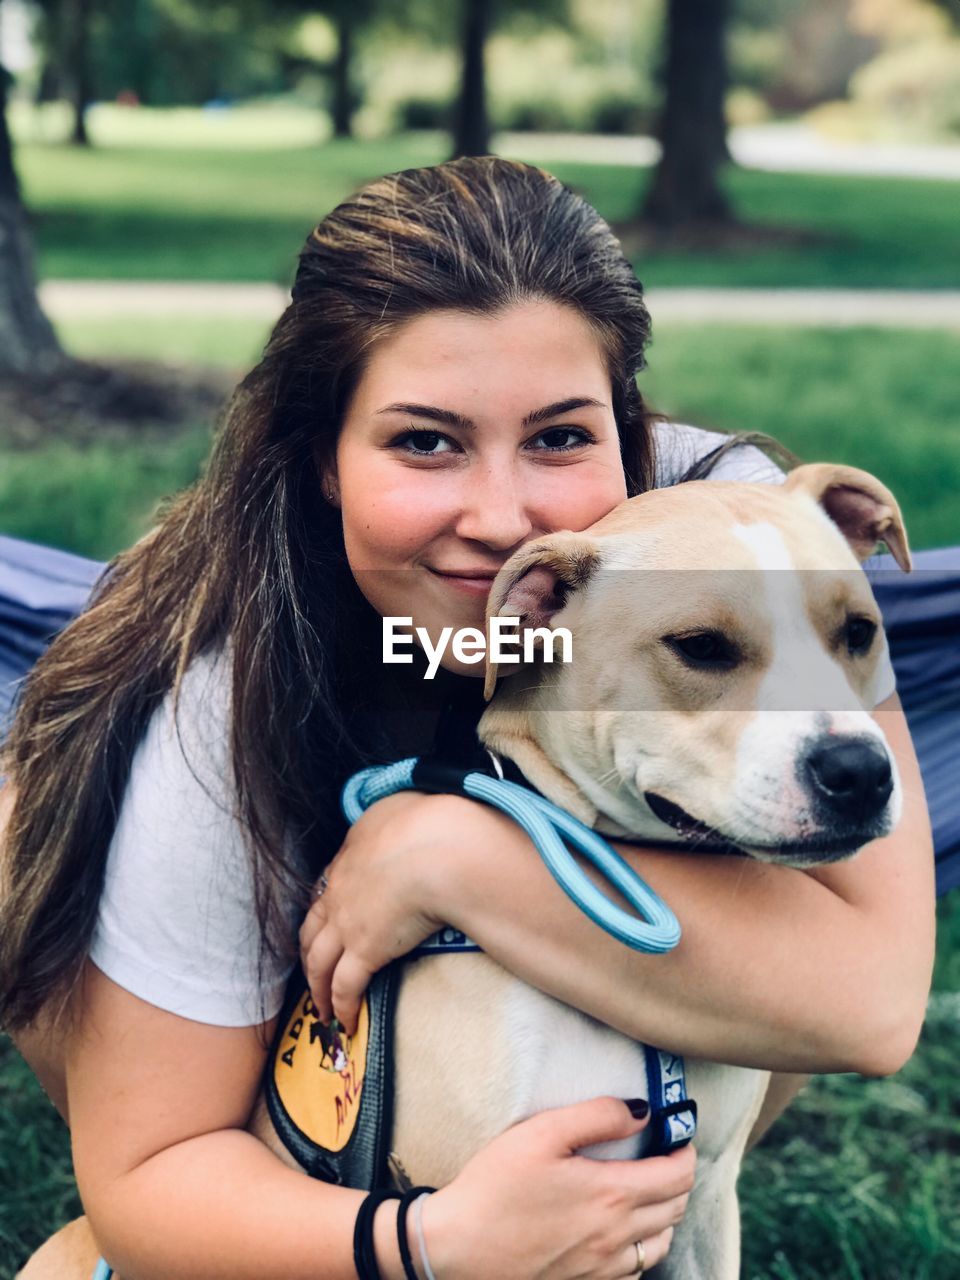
(454, 464), (535, 550)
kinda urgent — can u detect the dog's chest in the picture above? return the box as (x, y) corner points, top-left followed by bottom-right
(390, 951), (766, 1185)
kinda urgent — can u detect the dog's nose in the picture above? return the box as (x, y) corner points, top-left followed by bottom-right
(803, 738), (893, 823)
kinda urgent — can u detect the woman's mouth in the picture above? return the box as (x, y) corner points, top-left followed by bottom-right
(426, 567), (499, 596)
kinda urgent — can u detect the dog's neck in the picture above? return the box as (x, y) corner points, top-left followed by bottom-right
(478, 679), (638, 840)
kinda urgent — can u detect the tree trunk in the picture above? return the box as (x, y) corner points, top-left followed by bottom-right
(67, 0), (92, 147)
(0, 62), (66, 378)
(331, 13), (353, 139)
(642, 0), (732, 228)
(451, 0), (490, 158)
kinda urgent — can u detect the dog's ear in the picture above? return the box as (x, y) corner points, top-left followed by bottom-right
(784, 463), (912, 572)
(483, 533), (600, 701)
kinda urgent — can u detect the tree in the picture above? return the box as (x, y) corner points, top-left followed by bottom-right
(0, 52), (65, 378)
(642, 0), (732, 228)
(450, 0), (571, 157)
(329, 7), (354, 137)
(33, 0), (96, 146)
(451, 0), (492, 156)
(258, 0), (382, 140)
(66, 0), (93, 146)
(288, 0), (373, 139)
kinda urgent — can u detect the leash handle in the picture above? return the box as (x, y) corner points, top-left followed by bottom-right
(341, 759), (680, 954)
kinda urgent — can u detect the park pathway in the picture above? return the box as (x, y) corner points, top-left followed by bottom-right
(39, 281), (960, 331)
(36, 124), (960, 332)
(500, 123), (960, 182)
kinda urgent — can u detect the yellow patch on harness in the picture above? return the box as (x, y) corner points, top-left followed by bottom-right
(272, 990), (370, 1151)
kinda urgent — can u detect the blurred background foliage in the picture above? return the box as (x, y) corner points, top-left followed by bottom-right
(8, 0), (960, 140)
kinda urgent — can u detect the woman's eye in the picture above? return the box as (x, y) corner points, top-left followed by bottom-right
(392, 429), (457, 456)
(530, 427), (593, 452)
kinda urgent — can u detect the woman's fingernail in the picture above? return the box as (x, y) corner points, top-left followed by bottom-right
(623, 1098), (650, 1119)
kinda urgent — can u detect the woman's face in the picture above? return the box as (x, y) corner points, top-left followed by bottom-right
(327, 299), (629, 675)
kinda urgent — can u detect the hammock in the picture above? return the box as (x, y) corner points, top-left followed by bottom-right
(2, 534), (958, 895)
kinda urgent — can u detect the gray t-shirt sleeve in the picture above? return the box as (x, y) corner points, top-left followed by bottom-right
(653, 421), (787, 488)
(89, 646), (299, 1026)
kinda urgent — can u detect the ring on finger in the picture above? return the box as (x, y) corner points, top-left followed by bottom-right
(313, 873), (330, 901)
(633, 1238), (645, 1276)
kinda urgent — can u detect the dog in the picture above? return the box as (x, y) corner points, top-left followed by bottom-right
(19, 462), (910, 1279)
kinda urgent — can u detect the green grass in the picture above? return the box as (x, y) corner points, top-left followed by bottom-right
(739, 892), (960, 1280)
(640, 326), (960, 550)
(0, 430), (212, 561)
(11, 99), (332, 150)
(19, 135), (446, 286)
(0, 1045), (82, 1276)
(12, 128), (960, 288)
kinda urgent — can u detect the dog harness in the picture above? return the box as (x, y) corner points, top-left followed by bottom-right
(265, 727), (696, 1195)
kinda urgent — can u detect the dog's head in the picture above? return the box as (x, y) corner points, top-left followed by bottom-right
(479, 463), (911, 868)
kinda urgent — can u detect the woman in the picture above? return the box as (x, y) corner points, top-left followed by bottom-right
(0, 156), (934, 1279)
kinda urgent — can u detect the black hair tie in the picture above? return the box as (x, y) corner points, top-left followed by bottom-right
(353, 1189), (403, 1280)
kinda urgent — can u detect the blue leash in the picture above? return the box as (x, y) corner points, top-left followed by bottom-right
(342, 755), (681, 954)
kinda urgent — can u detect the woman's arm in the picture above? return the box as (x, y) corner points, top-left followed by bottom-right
(67, 961), (398, 1280)
(438, 694), (934, 1074)
(307, 694), (934, 1077)
(66, 959), (692, 1280)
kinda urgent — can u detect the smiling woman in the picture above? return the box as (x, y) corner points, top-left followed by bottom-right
(0, 156), (933, 1280)
(327, 301), (627, 671)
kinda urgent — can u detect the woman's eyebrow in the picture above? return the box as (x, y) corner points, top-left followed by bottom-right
(376, 398), (607, 429)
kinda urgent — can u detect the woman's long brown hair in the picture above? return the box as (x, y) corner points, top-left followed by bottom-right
(0, 155), (780, 1032)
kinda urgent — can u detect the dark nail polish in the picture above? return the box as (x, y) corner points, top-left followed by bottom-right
(624, 1098), (649, 1119)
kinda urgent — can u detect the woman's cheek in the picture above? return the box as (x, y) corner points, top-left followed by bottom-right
(535, 460), (627, 531)
(344, 474), (454, 568)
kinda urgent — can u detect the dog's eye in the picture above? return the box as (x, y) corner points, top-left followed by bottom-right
(845, 615), (877, 655)
(666, 631), (739, 669)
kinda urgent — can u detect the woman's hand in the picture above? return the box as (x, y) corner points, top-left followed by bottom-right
(421, 1096), (695, 1279)
(300, 791), (497, 1033)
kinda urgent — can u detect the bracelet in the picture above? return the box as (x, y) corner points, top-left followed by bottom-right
(353, 1189), (402, 1280)
(414, 1191), (439, 1280)
(396, 1185), (437, 1280)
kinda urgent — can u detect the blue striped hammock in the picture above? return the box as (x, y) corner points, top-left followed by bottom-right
(2, 533), (958, 896)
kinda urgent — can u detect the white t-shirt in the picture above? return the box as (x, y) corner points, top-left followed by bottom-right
(89, 645), (300, 1026)
(88, 423), (893, 1026)
(652, 420), (788, 487)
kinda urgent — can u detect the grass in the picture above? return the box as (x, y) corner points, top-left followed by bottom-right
(55, 313), (272, 371)
(639, 326), (960, 550)
(11, 125), (960, 288)
(0, 430), (212, 561)
(11, 99), (332, 151)
(740, 888), (960, 1280)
